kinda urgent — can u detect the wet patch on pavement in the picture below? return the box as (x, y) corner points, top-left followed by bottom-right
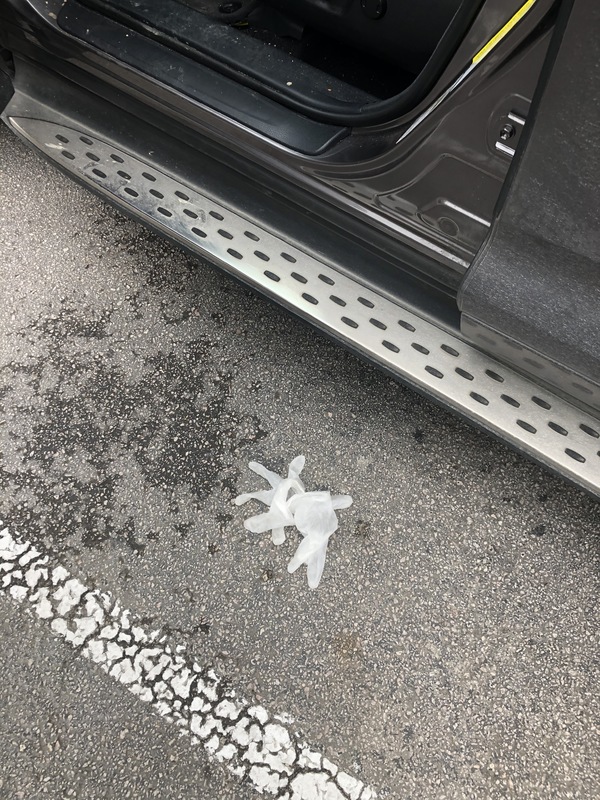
(1, 302), (266, 552)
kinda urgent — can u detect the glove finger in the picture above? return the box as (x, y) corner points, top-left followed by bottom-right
(306, 545), (327, 589)
(248, 461), (282, 488)
(331, 494), (353, 510)
(271, 528), (286, 545)
(244, 510), (288, 534)
(234, 489), (275, 506)
(287, 455), (306, 480)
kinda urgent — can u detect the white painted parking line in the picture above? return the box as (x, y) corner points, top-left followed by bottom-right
(0, 524), (376, 799)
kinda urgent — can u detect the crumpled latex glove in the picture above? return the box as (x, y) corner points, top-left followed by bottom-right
(235, 456), (305, 544)
(234, 457), (352, 588)
(287, 492), (353, 588)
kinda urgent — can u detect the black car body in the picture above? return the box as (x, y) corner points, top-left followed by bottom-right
(1, 0), (598, 495)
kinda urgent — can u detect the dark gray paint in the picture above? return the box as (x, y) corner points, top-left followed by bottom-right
(459, 0), (600, 410)
(0, 0), (555, 273)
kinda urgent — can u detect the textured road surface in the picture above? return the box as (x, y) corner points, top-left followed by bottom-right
(1, 122), (599, 799)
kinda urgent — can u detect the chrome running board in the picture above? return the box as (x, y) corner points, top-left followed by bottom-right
(9, 116), (600, 497)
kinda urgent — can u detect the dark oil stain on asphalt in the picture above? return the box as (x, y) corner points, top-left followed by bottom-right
(530, 524), (546, 537)
(0, 304), (267, 552)
(354, 520), (372, 538)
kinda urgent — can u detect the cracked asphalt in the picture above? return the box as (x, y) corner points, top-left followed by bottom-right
(1, 122), (599, 799)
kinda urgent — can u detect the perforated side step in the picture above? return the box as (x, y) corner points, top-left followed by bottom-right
(9, 116), (600, 497)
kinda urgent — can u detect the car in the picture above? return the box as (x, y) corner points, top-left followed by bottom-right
(1, 0), (598, 496)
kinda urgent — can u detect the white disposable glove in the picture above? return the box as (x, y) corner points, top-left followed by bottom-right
(235, 456), (305, 544)
(234, 458), (352, 587)
(287, 492), (353, 588)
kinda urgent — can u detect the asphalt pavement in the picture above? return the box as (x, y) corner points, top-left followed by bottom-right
(1, 122), (599, 799)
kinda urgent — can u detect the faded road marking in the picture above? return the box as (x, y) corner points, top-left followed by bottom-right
(0, 524), (376, 799)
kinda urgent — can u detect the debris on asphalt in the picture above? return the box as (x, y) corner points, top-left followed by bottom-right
(235, 457), (353, 588)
